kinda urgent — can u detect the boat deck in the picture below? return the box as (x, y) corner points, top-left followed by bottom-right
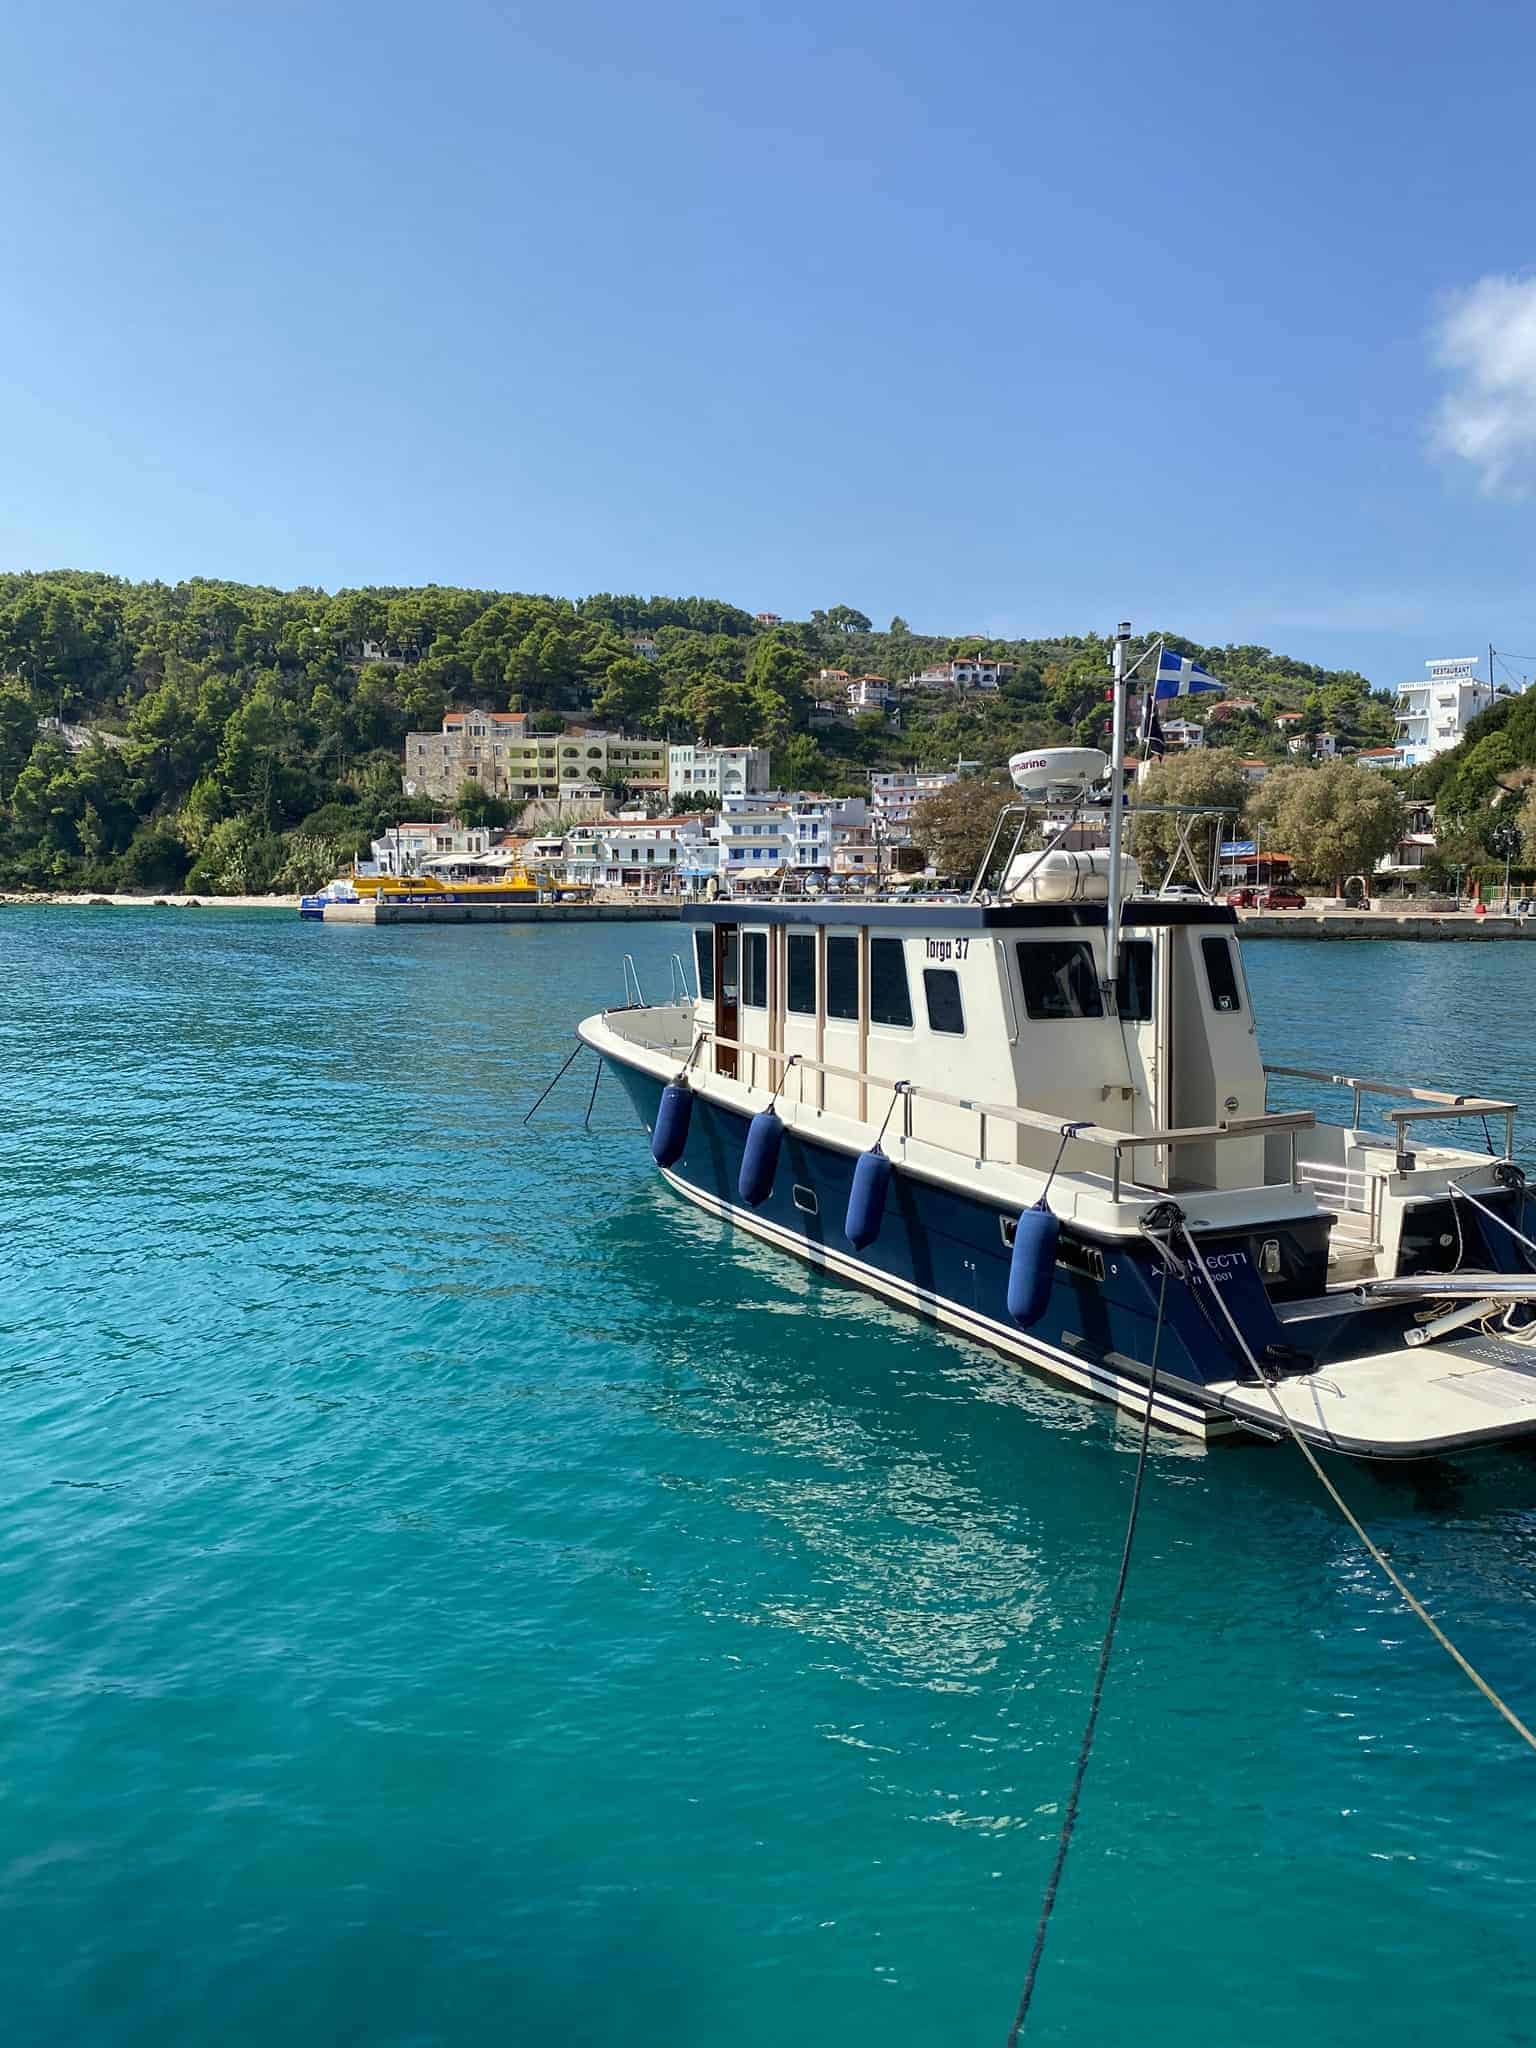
(1210, 1319), (1536, 1456)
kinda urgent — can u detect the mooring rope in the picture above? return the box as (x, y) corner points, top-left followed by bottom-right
(1004, 1261), (1169, 2045)
(1146, 1216), (1536, 1760)
(520, 1038), (586, 1125)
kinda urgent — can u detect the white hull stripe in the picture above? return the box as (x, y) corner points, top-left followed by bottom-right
(658, 1168), (1233, 1441)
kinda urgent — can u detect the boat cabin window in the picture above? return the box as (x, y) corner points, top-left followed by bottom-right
(869, 937), (913, 1028)
(787, 932), (816, 1015)
(1017, 940), (1103, 1020)
(1201, 936), (1242, 1014)
(742, 931), (768, 1009)
(826, 935), (860, 1021)
(922, 967), (965, 1035)
(1116, 939), (1153, 1022)
(694, 930), (714, 1000)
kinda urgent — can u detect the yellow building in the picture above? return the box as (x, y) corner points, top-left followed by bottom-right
(403, 710), (666, 802)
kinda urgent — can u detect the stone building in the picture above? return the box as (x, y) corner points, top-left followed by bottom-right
(403, 710), (666, 802)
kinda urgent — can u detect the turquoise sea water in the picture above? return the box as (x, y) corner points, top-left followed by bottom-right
(5, 909), (1536, 2048)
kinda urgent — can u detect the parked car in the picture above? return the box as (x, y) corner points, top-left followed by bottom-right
(1259, 886), (1308, 910)
(1225, 886), (1257, 908)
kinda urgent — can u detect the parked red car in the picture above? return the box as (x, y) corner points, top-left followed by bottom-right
(1225, 886), (1257, 908)
(1258, 886), (1307, 909)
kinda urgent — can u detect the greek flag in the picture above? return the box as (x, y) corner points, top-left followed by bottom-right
(1153, 649), (1224, 698)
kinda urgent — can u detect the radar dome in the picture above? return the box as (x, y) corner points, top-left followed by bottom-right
(1007, 747), (1109, 797)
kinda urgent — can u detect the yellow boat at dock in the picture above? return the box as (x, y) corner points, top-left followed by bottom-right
(348, 869), (591, 904)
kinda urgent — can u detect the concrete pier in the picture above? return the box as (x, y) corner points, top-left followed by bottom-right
(319, 899), (682, 925)
(1238, 910), (1536, 940)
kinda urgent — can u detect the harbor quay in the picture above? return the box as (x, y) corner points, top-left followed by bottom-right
(1238, 908), (1536, 939)
(322, 896), (681, 925)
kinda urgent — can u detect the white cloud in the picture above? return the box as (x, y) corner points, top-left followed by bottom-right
(1432, 273), (1536, 493)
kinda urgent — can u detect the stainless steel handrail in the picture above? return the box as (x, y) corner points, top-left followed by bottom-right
(686, 1025), (1312, 1199)
(1264, 1061), (1517, 1164)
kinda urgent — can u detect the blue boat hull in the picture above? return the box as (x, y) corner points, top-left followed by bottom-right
(604, 1057), (1246, 1437)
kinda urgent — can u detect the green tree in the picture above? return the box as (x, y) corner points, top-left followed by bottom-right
(911, 775), (1012, 881)
(1251, 760), (1404, 897)
(593, 656), (660, 728)
(454, 779), (511, 828)
(677, 675), (758, 746)
(117, 828), (190, 891)
(1129, 751), (1251, 886)
(0, 677), (38, 791)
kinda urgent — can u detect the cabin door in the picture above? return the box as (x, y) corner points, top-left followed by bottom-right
(714, 925), (739, 1078)
(1119, 929), (1173, 1190)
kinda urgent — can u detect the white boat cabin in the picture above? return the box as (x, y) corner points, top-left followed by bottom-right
(685, 899), (1272, 1195)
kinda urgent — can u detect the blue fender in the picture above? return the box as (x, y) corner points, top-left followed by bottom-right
(651, 1082), (693, 1167)
(1007, 1203), (1060, 1326)
(738, 1109), (785, 1207)
(845, 1147), (893, 1250)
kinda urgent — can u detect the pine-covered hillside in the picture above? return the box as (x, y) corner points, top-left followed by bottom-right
(0, 571), (1398, 892)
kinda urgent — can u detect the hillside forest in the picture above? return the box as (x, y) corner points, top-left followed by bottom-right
(0, 571), (1406, 894)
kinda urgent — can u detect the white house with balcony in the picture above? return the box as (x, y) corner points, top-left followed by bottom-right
(369, 822), (492, 876)
(869, 768), (961, 839)
(714, 795), (792, 878)
(562, 815), (713, 889)
(845, 674), (894, 713)
(667, 743), (771, 802)
(1393, 659), (1500, 769)
(1162, 717), (1206, 750)
(903, 657), (1013, 693)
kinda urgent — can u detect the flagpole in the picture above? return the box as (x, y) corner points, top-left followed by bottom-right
(1105, 620), (1133, 1002)
(1135, 637), (1165, 787)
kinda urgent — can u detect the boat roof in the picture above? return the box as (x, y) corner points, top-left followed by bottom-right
(682, 897), (1237, 930)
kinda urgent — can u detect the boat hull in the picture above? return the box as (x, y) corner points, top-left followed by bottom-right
(603, 1056), (1236, 1440)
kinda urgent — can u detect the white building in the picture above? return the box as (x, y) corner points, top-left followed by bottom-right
(369, 822), (492, 877)
(709, 792), (870, 881)
(562, 815), (714, 889)
(404, 711), (666, 802)
(783, 794), (868, 869)
(667, 743), (771, 802)
(1161, 717), (1205, 750)
(1357, 746), (1405, 771)
(903, 657), (1013, 692)
(846, 675), (894, 713)
(715, 794), (792, 878)
(869, 768), (960, 838)
(1393, 659), (1499, 769)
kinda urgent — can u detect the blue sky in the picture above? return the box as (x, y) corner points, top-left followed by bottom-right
(4, 0), (1536, 685)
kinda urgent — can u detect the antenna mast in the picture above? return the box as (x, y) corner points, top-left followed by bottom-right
(1105, 620), (1133, 998)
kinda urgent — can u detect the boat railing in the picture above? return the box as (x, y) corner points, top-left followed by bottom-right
(1292, 1157), (1385, 1248)
(668, 952), (695, 1005)
(621, 953), (647, 1009)
(691, 1027), (1314, 1201)
(1264, 1063), (1517, 1167)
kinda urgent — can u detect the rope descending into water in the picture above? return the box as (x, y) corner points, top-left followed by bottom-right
(1004, 1261), (1169, 2046)
(521, 1038), (586, 1125)
(1145, 1215), (1536, 1760)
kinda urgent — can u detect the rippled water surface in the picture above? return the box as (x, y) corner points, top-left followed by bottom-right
(5, 912), (1536, 2046)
